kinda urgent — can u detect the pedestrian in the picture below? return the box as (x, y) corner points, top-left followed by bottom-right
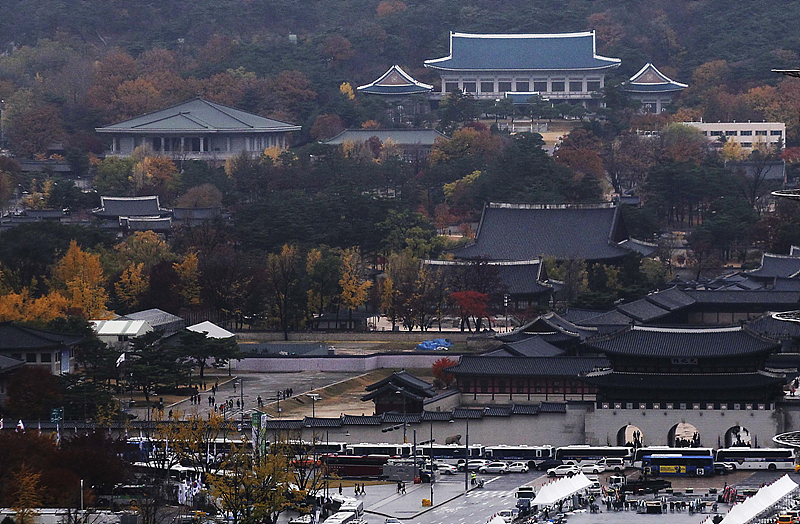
(236, 399), (240, 408)
(397, 481), (401, 493)
(401, 482), (406, 494)
(361, 484), (366, 495)
(354, 484), (358, 496)
(289, 387), (293, 396)
(339, 483), (342, 495)
(203, 381), (206, 390)
(168, 409), (173, 419)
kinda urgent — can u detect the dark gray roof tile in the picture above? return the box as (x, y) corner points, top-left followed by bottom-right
(616, 299), (670, 322)
(447, 356), (609, 377)
(454, 203), (631, 261)
(586, 325), (779, 358)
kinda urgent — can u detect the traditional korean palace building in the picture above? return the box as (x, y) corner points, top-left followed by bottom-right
(96, 97), (300, 160)
(361, 370), (437, 415)
(452, 203), (655, 263)
(583, 325), (784, 405)
(621, 63), (687, 113)
(356, 65), (433, 97)
(424, 31), (620, 108)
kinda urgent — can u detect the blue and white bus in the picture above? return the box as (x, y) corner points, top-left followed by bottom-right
(633, 447), (714, 470)
(715, 448), (796, 471)
(642, 453), (714, 476)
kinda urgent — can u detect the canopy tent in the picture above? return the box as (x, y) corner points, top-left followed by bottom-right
(187, 321), (235, 339)
(721, 474), (798, 524)
(486, 516), (506, 524)
(532, 472), (593, 507)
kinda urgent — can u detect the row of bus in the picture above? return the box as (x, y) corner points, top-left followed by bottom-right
(123, 437), (798, 478)
(323, 444), (799, 477)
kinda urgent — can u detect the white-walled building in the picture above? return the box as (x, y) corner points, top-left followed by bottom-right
(96, 97), (300, 160)
(91, 320), (153, 350)
(682, 121), (786, 150)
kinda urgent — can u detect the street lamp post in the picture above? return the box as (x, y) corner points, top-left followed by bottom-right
(430, 421), (434, 504)
(240, 378), (244, 426)
(464, 417), (470, 491)
(307, 393), (322, 442)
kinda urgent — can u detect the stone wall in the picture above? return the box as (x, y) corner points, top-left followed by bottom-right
(235, 354), (461, 373)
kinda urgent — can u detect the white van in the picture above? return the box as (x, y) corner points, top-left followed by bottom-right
(339, 500), (364, 517)
(323, 512), (356, 524)
(596, 457), (625, 472)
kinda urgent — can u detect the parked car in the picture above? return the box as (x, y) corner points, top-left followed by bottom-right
(459, 460), (490, 471)
(497, 509), (515, 523)
(547, 465), (581, 477)
(580, 462), (605, 474)
(434, 462), (457, 475)
(508, 462), (530, 473)
(535, 459), (563, 471)
(596, 457), (625, 472)
(714, 462), (735, 475)
(479, 462), (510, 474)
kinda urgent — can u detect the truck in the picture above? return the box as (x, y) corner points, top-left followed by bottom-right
(609, 474), (671, 495)
(515, 486), (536, 516)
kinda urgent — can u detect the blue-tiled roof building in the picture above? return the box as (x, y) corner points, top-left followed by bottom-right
(622, 63), (687, 113)
(424, 31), (620, 106)
(357, 65), (433, 96)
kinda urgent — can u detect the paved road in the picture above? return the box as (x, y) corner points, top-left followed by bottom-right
(417, 474), (535, 524)
(129, 371), (364, 422)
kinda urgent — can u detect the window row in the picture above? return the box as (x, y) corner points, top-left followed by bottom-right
(10, 352), (61, 363)
(444, 80), (601, 94)
(704, 130), (780, 137)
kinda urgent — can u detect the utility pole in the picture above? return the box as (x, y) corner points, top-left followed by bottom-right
(464, 417), (470, 491)
(430, 421), (434, 504)
(240, 378), (244, 426)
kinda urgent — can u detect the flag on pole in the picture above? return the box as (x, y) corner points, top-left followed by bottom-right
(56, 423), (61, 447)
(38, 421), (41, 434)
(16, 420), (24, 432)
(0, 418), (3, 430)
(115, 353), (126, 367)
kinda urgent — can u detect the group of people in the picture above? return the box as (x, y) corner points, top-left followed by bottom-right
(396, 481), (407, 494)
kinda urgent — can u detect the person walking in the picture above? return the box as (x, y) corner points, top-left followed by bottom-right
(338, 483), (343, 495)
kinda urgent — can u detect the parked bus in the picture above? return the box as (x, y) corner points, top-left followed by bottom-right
(345, 443), (413, 457)
(485, 445), (554, 468)
(554, 446), (633, 464)
(715, 448), (796, 471)
(633, 447), (714, 470)
(642, 453), (714, 476)
(415, 444), (485, 461)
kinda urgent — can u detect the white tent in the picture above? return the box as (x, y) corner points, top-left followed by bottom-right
(486, 516), (506, 524)
(187, 321), (235, 339)
(532, 472), (593, 507)
(721, 474), (798, 524)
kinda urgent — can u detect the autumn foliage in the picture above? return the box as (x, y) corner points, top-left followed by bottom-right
(432, 357), (457, 388)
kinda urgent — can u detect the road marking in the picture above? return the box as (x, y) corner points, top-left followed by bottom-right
(483, 475), (502, 485)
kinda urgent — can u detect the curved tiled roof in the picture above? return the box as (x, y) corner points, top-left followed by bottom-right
(747, 253), (800, 279)
(586, 325), (779, 358)
(453, 203), (632, 261)
(622, 63), (688, 94)
(584, 370), (785, 390)
(446, 356), (609, 376)
(425, 32), (620, 72)
(357, 65), (433, 95)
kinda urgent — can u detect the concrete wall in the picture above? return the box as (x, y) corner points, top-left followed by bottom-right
(237, 332), (479, 343)
(585, 406), (782, 448)
(236, 354), (461, 373)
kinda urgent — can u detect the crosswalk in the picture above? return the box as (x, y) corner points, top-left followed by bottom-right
(464, 489), (516, 499)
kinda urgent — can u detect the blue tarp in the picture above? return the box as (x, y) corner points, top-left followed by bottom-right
(416, 339), (452, 350)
